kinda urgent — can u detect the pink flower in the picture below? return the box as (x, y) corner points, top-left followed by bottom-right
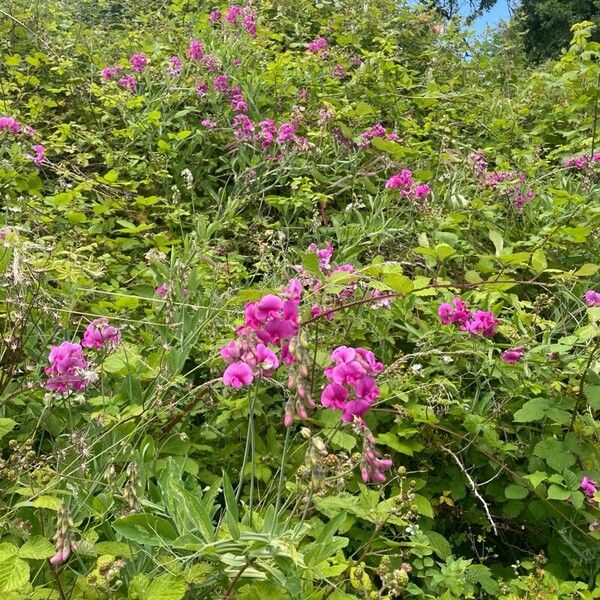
(254, 294), (285, 320)
(209, 9), (222, 23)
(258, 119), (277, 148)
(501, 347), (524, 364)
(463, 310), (498, 337)
(307, 37), (328, 55)
(129, 53), (148, 72)
(196, 82), (208, 97)
(101, 65), (120, 81)
(45, 341), (90, 393)
(225, 5), (243, 22)
(242, 12), (257, 36)
(361, 427), (393, 484)
(223, 362), (254, 388)
(201, 118), (217, 129)
(254, 343), (279, 373)
(307, 241), (334, 271)
(341, 398), (371, 422)
(167, 56), (183, 76)
(31, 144), (46, 165)
(155, 282), (169, 297)
(82, 318), (121, 350)
(386, 169), (413, 192)
(0, 116), (22, 134)
(585, 290), (600, 307)
(332, 64), (346, 79)
(118, 75), (137, 91)
(49, 547), (71, 565)
(213, 74), (229, 93)
(321, 383), (349, 409)
(438, 298), (471, 326)
(331, 346), (356, 363)
(202, 54), (219, 72)
(277, 122), (296, 144)
(188, 40), (204, 61)
(581, 476), (598, 499)
(413, 183), (432, 200)
(564, 155), (589, 170)
(232, 114), (254, 139)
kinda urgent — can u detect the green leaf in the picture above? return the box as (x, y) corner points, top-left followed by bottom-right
(435, 244), (457, 260)
(0, 554), (29, 592)
(488, 230), (504, 256)
(547, 484), (571, 501)
(524, 471), (548, 489)
(145, 574), (186, 600)
(112, 514), (177, 546)
(18, 537), (55, 559)
(584, 385), (600, 410)
(513, 398), (549, 422)
(95, 541), (137, 558)
(411, 494), (433, 518)
(574, 263), (598, 276)
(531, 248), (547, 272)
(0, 418), (17, 441)
(425, 531), (452, 559)
(504, 484), (529, 500)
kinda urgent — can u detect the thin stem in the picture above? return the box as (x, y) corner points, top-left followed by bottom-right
(273, 426), (291, 532)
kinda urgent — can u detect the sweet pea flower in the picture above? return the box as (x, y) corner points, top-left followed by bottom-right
(581, 476), (598, 499)
(501, 347), (524, 364)
(45, 341), (90, 393)
(167, 56), (183, 76)
(0, 116), (22, 133)
(129, 53), (148, 72)
(585, 290), (600, 307)
(307, 37), (328, 55)
(209, 8), (222, 23)
(118, 75), (137, 91)
(101, 65), (120, 81)
(213, 74), (229, 93)
(277, 122), (296, 143)
(321, 383), (349, 409)
(155, 282), (169, 297)
(188, 40), (204, 60)
(463, 310), (498, 337)
(438, 298), (472, 326)
(82, 318), (121, 350)
(31, 144), (46, 165)
(223, 361), (254, 388)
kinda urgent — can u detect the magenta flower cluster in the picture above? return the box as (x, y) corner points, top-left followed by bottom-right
(0, 116), (23, 134)
(385, 169), (432, 202)
(321, 346), (383, 423)
(438, 297), (499, 337)
(221, 283), (300, 389)
(483, 167), (534, 210)
(45, 321), (121, 393)
(45, 342), (90, 393)
(307, 37), (329, 55)
(210, 5), (257, 37)
(82, 318), (121, 349)
(564, 154), (600, 170)
(585, 290), (600, 307)
(581, 476), (598, 501)
(359, 123), (401, 148)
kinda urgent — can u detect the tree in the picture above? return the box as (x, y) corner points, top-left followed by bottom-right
(517, 0), (600, 61)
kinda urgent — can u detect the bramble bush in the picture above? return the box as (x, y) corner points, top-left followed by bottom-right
(0, 0), (599, 598)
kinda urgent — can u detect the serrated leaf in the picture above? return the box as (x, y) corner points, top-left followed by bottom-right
(0, 418), (17, 441)
(0, 555), (29, 592)
(547, 484), (571, 500)
(18, 537), (55, 559)
(504, 484), (529, 500)
(145, 574), (186, 600)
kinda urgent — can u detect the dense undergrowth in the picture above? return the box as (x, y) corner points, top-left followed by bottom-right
(0, 0), (600, 598)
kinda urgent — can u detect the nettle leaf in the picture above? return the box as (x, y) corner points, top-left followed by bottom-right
(18, 537), (55, 559)
(504, 484), (529, 500)
(584, 385), (600, 410)
(547, 484), (571, 501)
(533, 438), (576, 472)
(0, 544), (29, 592)
(145, 574), (186, 600)
(0, 418), (17, 441)
(513, 398), (549, 422)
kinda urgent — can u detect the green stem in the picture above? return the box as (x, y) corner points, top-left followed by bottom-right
(273, 426), (291, 532)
